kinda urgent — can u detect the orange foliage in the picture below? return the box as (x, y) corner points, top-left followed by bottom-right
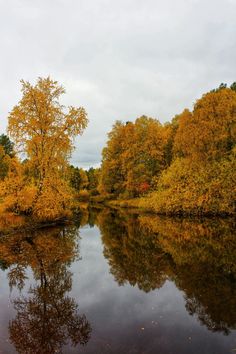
(174, 88), (236, 160)
(100, 86), (236, 215)
(1, 77), (88, 221)
(99, 116), (167, 197)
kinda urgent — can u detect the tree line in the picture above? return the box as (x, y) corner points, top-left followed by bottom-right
(0, 78), (235, 222)
(98, 83), (236, 215)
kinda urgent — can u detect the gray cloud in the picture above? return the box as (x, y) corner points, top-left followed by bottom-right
(0, 0), (235, 168)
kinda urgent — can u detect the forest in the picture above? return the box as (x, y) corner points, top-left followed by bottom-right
(0, 78), (235, 229)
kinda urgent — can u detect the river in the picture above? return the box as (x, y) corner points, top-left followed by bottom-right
(0, 207), (235, 353)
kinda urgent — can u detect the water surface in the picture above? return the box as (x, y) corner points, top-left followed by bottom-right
(0, 208), (235, 353)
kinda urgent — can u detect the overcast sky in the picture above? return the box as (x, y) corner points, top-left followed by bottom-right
(0, 0), (235, 168)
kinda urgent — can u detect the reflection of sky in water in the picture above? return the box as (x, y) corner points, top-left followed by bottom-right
(0, 267), (34, 353)
(69, 225), (236, 354)
(0, 222), (235, 354)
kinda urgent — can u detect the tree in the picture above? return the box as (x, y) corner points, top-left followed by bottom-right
(140, 87), (236, 215)
(0, 134), (14, 156)
(0, 134), (14, 180)
(173, 89), (236, 161)
(125, 116), (167, 196)
(230, 82), (236, 92)
(79, 168), (89, 189)
(86, 167), (100, 191)
(99, 121), (126, 195)
(69, 166), (82, 191)
(99, 116), (167, 197)
(0, 145), (8, 180)
(6, 77), (88, 220)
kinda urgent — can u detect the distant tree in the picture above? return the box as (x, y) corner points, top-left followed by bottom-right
(69, 166), (82, 191)
(99, 116), (167, 197)
(86, 167), (100, 191)
(211, 81), (236, 93)
(0, 134), (15, 180)
(99, 121), (125, 195)
(79, 168), (89, 189)
(163, 115), (179, 166)
(230, 82), (236, 92)
(0, 134), (14, 156)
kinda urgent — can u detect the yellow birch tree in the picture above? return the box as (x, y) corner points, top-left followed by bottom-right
(6, 77), (88, 220)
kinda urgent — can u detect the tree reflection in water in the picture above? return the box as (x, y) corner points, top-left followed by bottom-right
(0, 226), (91, 354)
(95, 208), (236, 335)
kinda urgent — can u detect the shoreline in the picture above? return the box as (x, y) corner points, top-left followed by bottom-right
(93, 198), (236, 218)
(1, 200), (235, 236)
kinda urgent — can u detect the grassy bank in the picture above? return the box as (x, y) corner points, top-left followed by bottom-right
(104, 195), (235, 217)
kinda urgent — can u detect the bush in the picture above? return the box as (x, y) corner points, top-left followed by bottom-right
(141, 155), (236, 215)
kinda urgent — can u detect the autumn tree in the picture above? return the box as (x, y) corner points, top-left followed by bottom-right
(123, 116), (167, 196)
(173, 88), (236, 161)
(98, 121), (126, 195)
(5, 77), (88, 220)
(99, 116), (167, 197)
(162, 116), (179, 167)
(78, 168), (89, 189)
(98, 83), (236, 214)
(142, 86), (236, 215)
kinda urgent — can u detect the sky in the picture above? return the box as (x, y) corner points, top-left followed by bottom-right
(0, 0), (235, 169)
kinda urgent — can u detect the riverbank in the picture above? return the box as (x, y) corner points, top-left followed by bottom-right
(0, 212), (73, 236)
(91, 196), (236, 217)
(1, 194), (234, 236)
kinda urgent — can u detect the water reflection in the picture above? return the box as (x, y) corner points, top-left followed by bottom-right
(0, 226), (91, 354)
(95, 208), (236, 335)
(0, 208), (235, 353)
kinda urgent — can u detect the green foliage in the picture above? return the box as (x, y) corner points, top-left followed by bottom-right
(0, 134), (14, 156)
(230, 82), (236, 92)
(0, 134), (14, 180)
(86, 167), (100, 191)
(69, 166), (82, 190)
